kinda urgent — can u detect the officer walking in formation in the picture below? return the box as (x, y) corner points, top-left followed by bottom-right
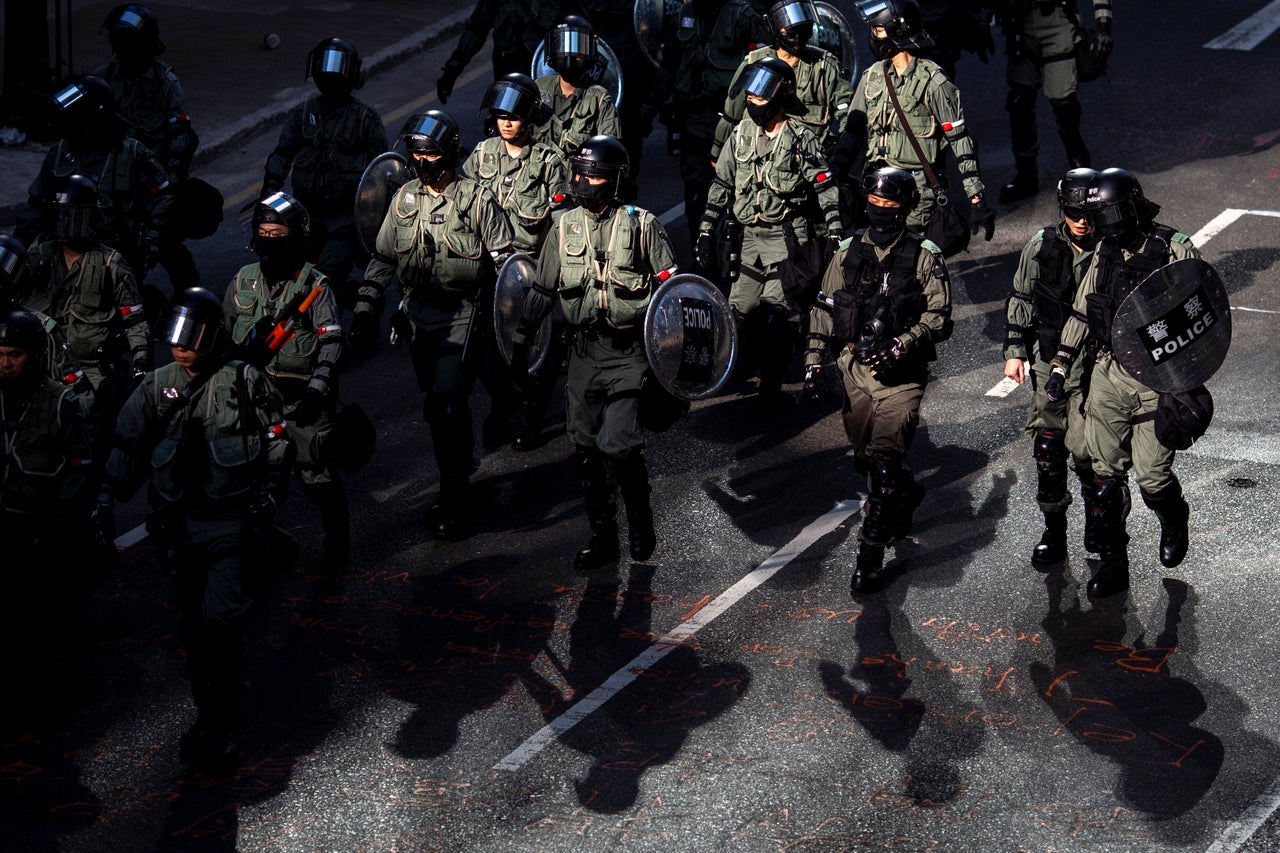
(1, 310), (99, 712)
(98, 287), (294, 775)
(1046, 168), (1198, 597)
(262, 37), (388, 325)
(355, 111), (514, 540)
(805, 168), (952, 593)
(698, 58), (843, 409)
(995, 0), (1113, 202)
(636, 0), (759, 265)
(464, 73), (570, 450)
(511, 135), (676, 571)
(532, 16), (622, 160)
(93, 3), (202, 290)
(223, 192), (349, 573)
(27, 175), (152, 447)
(436, 0), (564, 103)
(1002, 167), (1099, 566)
(846, 0), (996, 239)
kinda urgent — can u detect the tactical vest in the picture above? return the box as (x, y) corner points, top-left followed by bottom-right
(469, 138), (557, 251)
(674, 1), (752, 98)
(51, 138), (141, 210)
(729, 120), (812, 225)
(0, 380), (84, 515)
(96, 59), (183, 148)
(861, 59), (947, 169)
(834, 232), (936, 365)
(388, 178), (491, 297)
(42, 245), (130, 364)
(534, 76), (613, 156)
(229, 262), (329, 382)
(291, 96), (380, 203)
(148, 361), (264, 506)
(1030, 224), (1076, 358)
(740, 46), (839, 140)
(1086, 224), (1176, 349)
(556, 205), (653, 330)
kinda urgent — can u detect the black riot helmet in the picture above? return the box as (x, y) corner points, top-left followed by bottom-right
(733, 57), (800, 125)
(52, 75), (118, 141)
(547, 15), (598, 86)
(1084, 168), (1160, 244)
(768, 0), (818, 53)
(252, 191), (310, 278)
(1056, 167), (1098, 209)
(479, 73), (540, 124)
(100, 4), (163, 62)
(855, 0), (935, 54)
(306, 37), (364, 96)
(400, 110), (464, 184)
(862, 166), (920, 209)
(52, 174), (101, 243)
(0, 309), (47, 367)
(0, 235), (32, 303)
(569, 135), (629, 209)
(164, 287), (225, 353)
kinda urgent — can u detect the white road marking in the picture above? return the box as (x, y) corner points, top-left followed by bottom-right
(493, 499), (861, 772)
(657, 201), (686, 227)
(1205, 0), (1280, 50)
(1191, 209), (1248, 247)
(1234, 306), (1280, 315)
(1205, 773), (1280, 852)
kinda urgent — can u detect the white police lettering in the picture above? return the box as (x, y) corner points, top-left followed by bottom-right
(682, 305), (713, 330)
(1149, 311), (1216, 363)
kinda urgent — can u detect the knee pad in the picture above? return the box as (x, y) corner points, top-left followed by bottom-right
(1033, 429), (1069, 501)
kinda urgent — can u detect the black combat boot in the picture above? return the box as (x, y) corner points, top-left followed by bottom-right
(306, 479), (350, 573)
(185, 621), (244, 776)
(851, 542), (885, 594)
(1032, 511), (1068, 567)
(425, 476), (469, 541)
(612, 450), (657, 561)
(999, 155), (1040, 203)
(1141, 486), (1190, 568)
(1051, 94), (1091, 168)
(1077, 468), (1102, 552)
(574, 447), (620, 572)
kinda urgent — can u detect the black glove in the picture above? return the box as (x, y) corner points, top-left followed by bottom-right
(349, 310), (378, 352)
(695, 228), (716, 271)
(388, 308), (412, 347)
(131, 360), (149, 386)
(510, 341), (531, 393)
(861, 338), (905, 374)
(293, 388), (325, 428)
(1096, 18), (1114, 55)
(1044, 364), (1067, 402)
(802, 366), (825, 402)
(971, 196), (996, 241)
(436, 59), (463, 105)
(91, 495), (116, 550)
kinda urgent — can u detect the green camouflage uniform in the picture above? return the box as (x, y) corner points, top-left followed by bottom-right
(532, 75), (622, 158)
(464, 135), (569, 254)
(93, 59), (191, 177)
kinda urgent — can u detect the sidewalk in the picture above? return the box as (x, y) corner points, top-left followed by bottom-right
(0, 0), (475, 227)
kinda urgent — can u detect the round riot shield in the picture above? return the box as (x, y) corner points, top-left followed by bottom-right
(644, 273), (738, 400)
(1111, 258), (1232, 393)
(494, 252), (553, 373)
(354, 151), (412, 256)
(532, 37), (624, 108)
(634, 0), (679, 68)
(814, 1), (859, 82)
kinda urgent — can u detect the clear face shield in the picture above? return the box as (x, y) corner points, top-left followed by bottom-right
(481, 84), (534, 123)
(309, 46), (359, 82)
(164, 306), (214, 351)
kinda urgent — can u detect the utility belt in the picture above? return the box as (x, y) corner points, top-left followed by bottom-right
(568, 320), (641, 346)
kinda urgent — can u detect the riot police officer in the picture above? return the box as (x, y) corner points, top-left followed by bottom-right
(1002, 168), (1099, 565)
(14, 75), (173, 281)
(846, 0), (995, 239)
(805, 168), (952, 593)
(698, 58), (842, 409)
(1047, 168), (1199, 597)
(713, 0), (856, 164)
(355, 111), (515, 540)
(263, 38), (388, 318)
(98, 287), (293, 775)
(436, 0), (563, 103)
(27, 175), (151, 448)
(94, 3), (202, 289)
(996, 0), (1113, 202)
(532, 16), (622, 159)
(223, 192), (349, 572)
(464, 73), (570, 450)
(511, 135), (677, 571)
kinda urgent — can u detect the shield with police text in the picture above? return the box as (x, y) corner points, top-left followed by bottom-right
(494, 252), (553, 373)
(644, 273), (738, 400)
(634, 0), (677, 68)
(815, 1), (859, 82)
(354, 151), (412, 256)
(1111, 257), (1231, 393)
(532, 36), (625, 108)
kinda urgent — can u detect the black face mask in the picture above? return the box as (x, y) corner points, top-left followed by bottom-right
(746, 101), (779, 127)
(255, 235), (302, 281)
(866, 203), (907, 237)
(413, 156), (451, 185)
(315, 75), (355, 99)
(570, 175), (614, 212)
(556, 56), (592, 87)
(868, 34), (898, 60)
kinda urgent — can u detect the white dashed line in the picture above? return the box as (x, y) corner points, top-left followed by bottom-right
(1205, 0), (1280, 50)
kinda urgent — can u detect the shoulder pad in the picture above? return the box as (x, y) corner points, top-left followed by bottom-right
(920, 238), (944, 257)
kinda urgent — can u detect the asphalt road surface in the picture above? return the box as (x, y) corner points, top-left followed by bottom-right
(6, 2), (1280, 852)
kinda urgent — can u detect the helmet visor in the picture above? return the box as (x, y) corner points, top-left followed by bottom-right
(737, 64), (789, 102)
(52, 203), (97, 240)
(164, 306), (213, 350)
(256, 191), (307, 230)
(772, 0), (817, 28)
(854, 0), (891, 24)
(552, 28), (595, 60)
(53, 82), (89, 112)
(400, 114), (456, 154)
(114, 8), (148, 31)
(481, 85), (534, 121)
(0, 244), (28, 286)
(1086, 201), (1131, 230)
(312, 47), (358, 79)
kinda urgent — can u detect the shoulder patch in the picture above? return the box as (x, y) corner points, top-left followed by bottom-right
(1172, 232), (1191, 244)
(920, 238), (945, 256)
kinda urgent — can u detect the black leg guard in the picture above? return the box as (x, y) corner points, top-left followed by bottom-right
(1033, 429), (1069, 505)
(1141, 485), (1190, 568)
(575, 446), (619, 572)
(306, 479), (350, 573)
(861, 452), (904, 546)
(756, 311), (797, 410)
(1087, 476), (1130, 598)
(611, 450), (656, 561)
(1077, 466), (1102, 552)
(999, 86), (1040, 202)
(894, 469), (925, 540)
(1050, 94), (1090, 168)
(851, 542), (885, 594)
(425, 402), (473, 540)
(183, 619), (244, 775)
(1032, 511), (1068, 567)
